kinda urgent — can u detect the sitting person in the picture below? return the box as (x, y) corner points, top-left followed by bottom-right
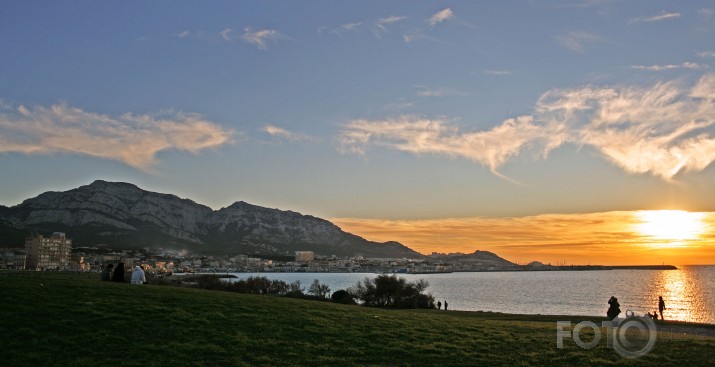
(131, 265), (146, 285)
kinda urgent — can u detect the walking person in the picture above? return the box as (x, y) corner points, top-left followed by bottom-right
(658, 296), (666, 320)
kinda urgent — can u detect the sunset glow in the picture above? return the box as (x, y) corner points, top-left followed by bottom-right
(332, 211), (715, 265)
(635, 210), (707, 244)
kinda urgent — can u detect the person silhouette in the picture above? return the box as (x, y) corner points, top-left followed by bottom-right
(444, 300), (448, 311)
(658, 296), (666, 320)
(112, 262), (125, 283)
(437, 301), (442, 310)
(607, 296), (621, 320)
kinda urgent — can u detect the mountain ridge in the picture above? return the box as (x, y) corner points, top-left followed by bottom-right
(0, 180), (422, 258)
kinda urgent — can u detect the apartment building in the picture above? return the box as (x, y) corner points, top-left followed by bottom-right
(25, 232), (72, 270)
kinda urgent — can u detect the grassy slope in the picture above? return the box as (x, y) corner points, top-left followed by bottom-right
(1, 272), (713, 367)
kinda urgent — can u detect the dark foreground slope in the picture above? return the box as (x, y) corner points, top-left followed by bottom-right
(2, 271), (713, 367)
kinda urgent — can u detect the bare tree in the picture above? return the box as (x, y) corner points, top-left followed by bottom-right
(308, 279), (331, 299)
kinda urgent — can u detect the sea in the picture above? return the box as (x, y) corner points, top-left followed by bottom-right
(226, 265), (715, 324)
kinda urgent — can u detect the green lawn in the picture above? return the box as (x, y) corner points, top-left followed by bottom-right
(2, 271), (713, 366)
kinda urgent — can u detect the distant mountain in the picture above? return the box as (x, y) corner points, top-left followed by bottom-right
(0, 180), (422, 258)
(428, 250), (516, 267)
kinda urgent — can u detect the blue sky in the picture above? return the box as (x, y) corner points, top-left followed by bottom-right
(2, 1), (715, 262)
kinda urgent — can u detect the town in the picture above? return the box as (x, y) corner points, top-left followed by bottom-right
(0, 231), (524, 274)
(1, 232), (675, 274)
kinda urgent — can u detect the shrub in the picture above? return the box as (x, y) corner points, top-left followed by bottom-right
(331, 289), (356, 304)
(352, 274), (433, 309)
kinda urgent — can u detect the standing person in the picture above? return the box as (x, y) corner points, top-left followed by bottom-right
(112, 262), (125, 282)
(658, 296), (666, 320)
(131, 266), (146, 285)
(444, 300), (448, 311)
(437, 301), (442, 310)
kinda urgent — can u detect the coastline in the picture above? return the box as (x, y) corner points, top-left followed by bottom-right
(174, 264), (680, 275)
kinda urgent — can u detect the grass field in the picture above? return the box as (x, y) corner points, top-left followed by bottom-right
(2, 271), (714, 366)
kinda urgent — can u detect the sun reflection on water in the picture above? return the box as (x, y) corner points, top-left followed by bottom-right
(646, 267), (715, 323)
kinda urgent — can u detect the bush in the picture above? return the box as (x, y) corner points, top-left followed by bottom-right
(285, 280), (305, 298)
(331, 289), (356, 304)
(352, 274), (433, 309)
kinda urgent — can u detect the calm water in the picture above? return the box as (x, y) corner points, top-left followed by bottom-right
(229, 266), (715, 324)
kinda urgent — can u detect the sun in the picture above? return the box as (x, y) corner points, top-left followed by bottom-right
(635, 210), (706, 242)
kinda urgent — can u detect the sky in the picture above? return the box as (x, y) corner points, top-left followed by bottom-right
(2, 1), (715, 264)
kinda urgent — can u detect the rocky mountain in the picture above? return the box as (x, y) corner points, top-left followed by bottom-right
(0, 180), (422, 258)
(428, 250), (516, 267)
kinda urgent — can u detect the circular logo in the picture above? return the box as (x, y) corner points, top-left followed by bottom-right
(611, 316), (657, 358)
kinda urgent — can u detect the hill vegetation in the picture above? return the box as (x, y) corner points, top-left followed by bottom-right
(2, 271), (714, 366)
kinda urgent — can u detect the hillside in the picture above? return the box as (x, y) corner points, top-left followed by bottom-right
(0, 180), (421, 258)
(2, 272), (713, 366)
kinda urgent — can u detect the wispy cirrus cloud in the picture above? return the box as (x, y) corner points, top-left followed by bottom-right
(339, 73), (715, 180)
(629, 11), (681, 25)
(322, 9), (458, 42)
(374, 15), (407, 35)
(0, 103), (233, 170)
(242, 27), (281, 49)
(262, 125), (319, 142)
(429, 8), (454, 26)
(338, 115), (563, 178)
(555, 31), (604, 52)
(414, 85), (467, 97)
(698, 51), (715, 58)
(402, 32), (440, 43)
(631, 62), (704, 71)
(341, 22), (362, 31)
(318, 22), (363, 37)
(219, 28), (234, 41)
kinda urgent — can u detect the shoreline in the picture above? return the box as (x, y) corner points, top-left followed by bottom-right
(175, 264), (680, 275)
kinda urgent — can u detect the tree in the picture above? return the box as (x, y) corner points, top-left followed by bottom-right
(308, 279), (331, 299)
(331, 289), (356, 304)
(286, 280), (304, 298)
(353, 274), (433, 309)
